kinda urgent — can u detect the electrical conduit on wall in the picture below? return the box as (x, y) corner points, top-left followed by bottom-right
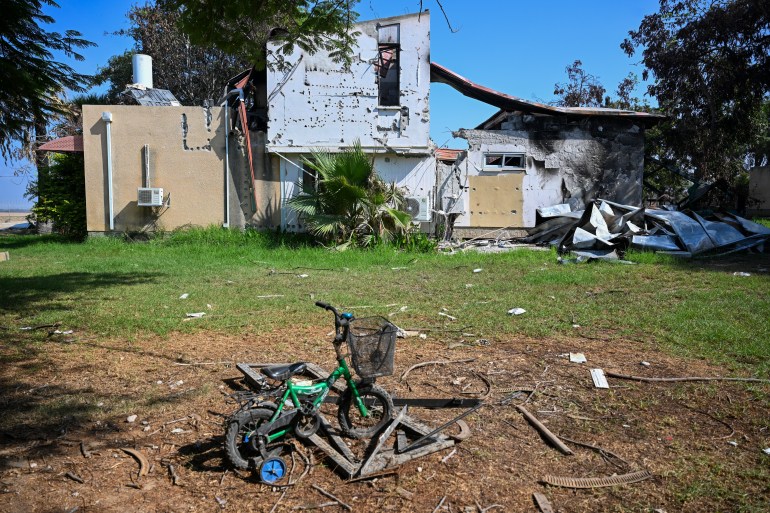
(102, 111), (114, 231)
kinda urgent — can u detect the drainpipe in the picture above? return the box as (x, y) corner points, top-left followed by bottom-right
(101, 111), (114, 231)
(219, 89), (244, 228)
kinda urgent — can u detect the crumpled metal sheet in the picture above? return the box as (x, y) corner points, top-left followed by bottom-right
(631, 235), (681, 251)
(524, 199), (770, 258)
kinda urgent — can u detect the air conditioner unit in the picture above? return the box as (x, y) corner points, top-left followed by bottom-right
(137, 187), (164, 207)
(405, 196), (431, 222)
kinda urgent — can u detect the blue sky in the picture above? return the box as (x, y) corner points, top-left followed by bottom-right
(0, 0), (659, 210)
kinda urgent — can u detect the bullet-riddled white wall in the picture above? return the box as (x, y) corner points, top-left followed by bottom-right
(266, 12), (431, 155)
(265, 12), (435, 230)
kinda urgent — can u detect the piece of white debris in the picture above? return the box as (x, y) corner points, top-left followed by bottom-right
(419, 334), (427, 340)
(29, 462), (38, 468)
(206, 304), (213, 310)
(572, 324), (581, 328)
(641, 361), (651, 367)
(622, 424), (631, 428)
(465, 283), (473, 288)
(143, 426), (151, 432)
(569, 353), (587, 364)
(438, 312), (457, 321)
(157, 380), (163, 385)
(762, 448), (770, 455)
(97, 402), (104, 407)
(179, 293), (189, 299)
(590, 368), (610, 389)
(52, 329), (74, 335)
(297, 274), (309, 278)
(727, 441), (738, 447)
(126, 415), (137, 423)
(507, 308), (526, 316)
(170, 428), (185, 434)
(733, 272), (751, 277)
(473, 268), (483, 273)
(186, 312), (205, 318)
(173, 380), (184, 387)
(417, 466), (423, 473)
(400, 306), (408, 312)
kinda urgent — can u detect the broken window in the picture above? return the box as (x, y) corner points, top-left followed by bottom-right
(376, 23), (400, 106)
(484, 153), (525, 171)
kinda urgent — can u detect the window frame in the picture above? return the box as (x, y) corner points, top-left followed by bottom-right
(482, 152), (526, 171)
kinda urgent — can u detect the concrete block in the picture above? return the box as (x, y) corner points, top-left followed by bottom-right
(0, 252), (9, 261)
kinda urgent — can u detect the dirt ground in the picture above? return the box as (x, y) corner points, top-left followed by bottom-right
(2, 325), (769, 513)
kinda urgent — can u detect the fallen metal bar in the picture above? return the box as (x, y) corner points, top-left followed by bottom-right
(392, 397), (482, 409)
(399, 402), (484, 453)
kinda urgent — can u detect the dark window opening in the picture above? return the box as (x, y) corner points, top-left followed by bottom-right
(302, 158), (318, 192)
(376, 24), (400, 106)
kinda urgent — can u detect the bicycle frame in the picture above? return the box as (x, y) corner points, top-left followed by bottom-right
(255, 357), (369, 443)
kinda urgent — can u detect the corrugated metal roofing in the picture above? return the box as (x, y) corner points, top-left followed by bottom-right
(430, 62), (664, 122)
(38, 135), (84, 153)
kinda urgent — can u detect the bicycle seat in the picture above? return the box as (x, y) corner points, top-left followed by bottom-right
(260, 362), (307, 381)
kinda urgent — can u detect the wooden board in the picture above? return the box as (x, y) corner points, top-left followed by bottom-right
(469, 173), (524, 228)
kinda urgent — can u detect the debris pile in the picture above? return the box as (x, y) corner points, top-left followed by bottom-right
(524, 199), (770, 259)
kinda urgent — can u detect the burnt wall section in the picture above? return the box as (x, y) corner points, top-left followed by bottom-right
(444, 113), (644, 228)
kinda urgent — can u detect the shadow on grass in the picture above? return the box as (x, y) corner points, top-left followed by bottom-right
(0, 271), (163, 315)
(0, 233), (77, 251)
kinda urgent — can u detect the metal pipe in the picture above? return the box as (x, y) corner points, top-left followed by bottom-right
(102, 112), (114, 231)
(220, 89), (243, 228)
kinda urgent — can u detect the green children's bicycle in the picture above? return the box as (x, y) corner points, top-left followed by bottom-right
(224, 301), (397, 483)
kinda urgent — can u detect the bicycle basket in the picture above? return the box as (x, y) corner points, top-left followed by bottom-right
(347, 317), (397, 378)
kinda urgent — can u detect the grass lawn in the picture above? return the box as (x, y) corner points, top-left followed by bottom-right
(1, 229), (769, 376)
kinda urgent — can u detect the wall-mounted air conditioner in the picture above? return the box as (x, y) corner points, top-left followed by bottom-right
(137, 187), (164, 207)
(405, 196), (431, 222)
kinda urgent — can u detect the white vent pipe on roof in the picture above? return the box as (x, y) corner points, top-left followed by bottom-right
(132, 54), (153, 89)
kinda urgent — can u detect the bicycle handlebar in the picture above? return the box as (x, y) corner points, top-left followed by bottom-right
(315, 301), (349, 345)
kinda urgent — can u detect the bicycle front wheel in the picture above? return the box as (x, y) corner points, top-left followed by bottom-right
(337, 383), (393, 439)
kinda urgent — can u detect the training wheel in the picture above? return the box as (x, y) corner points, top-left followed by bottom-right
(259, 456), (287, 484)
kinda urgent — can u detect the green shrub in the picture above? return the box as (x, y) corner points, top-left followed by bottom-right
(26, 153), (86, 240)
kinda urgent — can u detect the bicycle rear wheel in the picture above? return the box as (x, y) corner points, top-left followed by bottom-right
(224, 407), (281, 470)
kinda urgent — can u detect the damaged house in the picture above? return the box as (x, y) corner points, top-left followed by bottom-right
(80, 12), (434, 234)
(430, 63), (663, 237)
(78, 10), (662, 239)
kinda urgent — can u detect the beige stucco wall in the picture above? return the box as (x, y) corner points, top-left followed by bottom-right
(82, 105), (228, 233)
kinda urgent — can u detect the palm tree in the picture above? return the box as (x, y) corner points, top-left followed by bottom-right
(287, 142), (412, 248)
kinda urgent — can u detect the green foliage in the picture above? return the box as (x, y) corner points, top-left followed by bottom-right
(0, 0), (94, 160)
(93, 51), (134, 104)
(552, 60), (606, 108)
(96, 1), (247, 106)
(172, 0), (360, 70)
(287, 142), (413, 249)
(26, 153), (87, 240)
(623, 0), (770, 185)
